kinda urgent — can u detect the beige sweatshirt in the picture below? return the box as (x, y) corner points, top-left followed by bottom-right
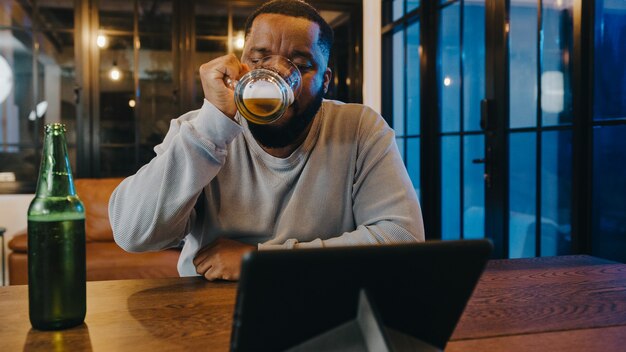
(109, 99), (424, 276)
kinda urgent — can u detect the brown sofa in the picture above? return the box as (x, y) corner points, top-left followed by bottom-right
(8, 178), (181, 285)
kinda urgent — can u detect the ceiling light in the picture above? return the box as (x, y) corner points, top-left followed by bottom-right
(97, 34), (108, 48)
(234, 32), (245, 50)
(110, 62), (122, 81)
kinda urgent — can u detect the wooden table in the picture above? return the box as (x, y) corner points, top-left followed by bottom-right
(0, 278), (238, 351)
(446, 255), (626, 351)
(1, 255), (625, 351)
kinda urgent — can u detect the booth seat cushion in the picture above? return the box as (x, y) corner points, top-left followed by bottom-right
(8, 250), (27, 285)
(75, 177), (125, 242)
(7, 177), (181, 285)
(8, 232), (27, 251)
(8, 240), (180, 285)
(86, 242), (180, 281)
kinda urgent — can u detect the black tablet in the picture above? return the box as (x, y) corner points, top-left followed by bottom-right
(230, 239), (492, 352)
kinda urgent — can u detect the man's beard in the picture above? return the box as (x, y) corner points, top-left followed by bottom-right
(248, 89), (324, 149)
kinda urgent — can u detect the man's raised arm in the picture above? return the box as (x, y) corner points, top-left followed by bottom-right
(108, 100), (243, 252)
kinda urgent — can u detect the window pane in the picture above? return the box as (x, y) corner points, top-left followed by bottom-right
(139, 0), (172, 33)
(138, 34), (175, 146)
(99, 35), (135, 146)
(196, 4), (228, 37)
(509, 132), (536, 258)
(0, 147), (38, 184)
(38, 0), (75, 30)
(138, 0), (178, 147)
(541, 0), (574, 126)
(510, 1), (538, 128)
(37, 30), (77, 144)
(442, 136), (460, 240)
(100, 92), (135, 144)
(100, 0), (134, 31)
(407, 137), (420, 201)
(194, 40), (228, 106)
(592, 125), (626, 262)
(233, 7), (251, 32)
(327, 14), (354, 103)
(464, 135), (485, 239)
(463, 1), (485, 132)
(232, 6), (256, 57)
(393, 0), (405, 22)
(593, 0), (626, 120)
(195, 40), (228, 56)
(139, 145), (156, 167)
(541, 130), (572, 256)
(407, 21), (420, 136)
(407, 1), (420, 14)
(440, 2), (460, 133)
(0, 29), (36, 145)
(383, 0), (405, 24)
(392, 30), (405, 136)
(100, 146), (138, 177)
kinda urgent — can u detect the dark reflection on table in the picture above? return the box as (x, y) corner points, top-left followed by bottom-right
(126, 279), (235, 349)
(23, 323), (93, 352)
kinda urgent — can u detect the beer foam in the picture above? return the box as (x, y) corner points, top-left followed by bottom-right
(242, 80), (282, 100)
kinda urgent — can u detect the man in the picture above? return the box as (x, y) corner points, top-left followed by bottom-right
(109, 0), (424, 281)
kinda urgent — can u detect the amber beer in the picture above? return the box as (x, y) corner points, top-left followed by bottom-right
(243, 98), (283, 116)
(234, 55), (302, 124)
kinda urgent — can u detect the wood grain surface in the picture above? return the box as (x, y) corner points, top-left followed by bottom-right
(447, 325), (626, 352)
(450, 255), (626, 341)
(0, 277), (237, 351)
(2, 255), (625, 351)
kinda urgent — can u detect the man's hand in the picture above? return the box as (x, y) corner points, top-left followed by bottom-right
(193, 237), (256, 281)
(199, 54), (250, 120)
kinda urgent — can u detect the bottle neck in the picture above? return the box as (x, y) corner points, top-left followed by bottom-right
(35, 125), (76, 198)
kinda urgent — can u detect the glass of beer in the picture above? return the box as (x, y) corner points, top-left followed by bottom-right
(233, 55), (302, 124)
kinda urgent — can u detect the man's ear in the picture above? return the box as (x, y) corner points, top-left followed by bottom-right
(323, 67), (332, 94)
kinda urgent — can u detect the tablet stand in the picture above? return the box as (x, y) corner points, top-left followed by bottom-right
(286, 289), (442, 352)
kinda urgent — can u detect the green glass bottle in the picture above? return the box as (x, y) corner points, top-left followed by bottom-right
(27, 123), (86, 330)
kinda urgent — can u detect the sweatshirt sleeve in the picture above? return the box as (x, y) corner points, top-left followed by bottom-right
(258, 106), (425, 250)
(109, 99), (243, 252)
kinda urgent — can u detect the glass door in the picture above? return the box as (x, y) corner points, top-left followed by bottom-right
(483, 0), (575, 258)
(438, 0), (487, 242)
(589, 0), (626, 262)
(381, 0), (576, 258)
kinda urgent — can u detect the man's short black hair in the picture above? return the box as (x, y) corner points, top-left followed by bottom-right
(244, 0), (334, 58)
